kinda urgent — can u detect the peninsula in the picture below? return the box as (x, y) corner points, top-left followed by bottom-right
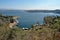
(26, 9), (60, 13)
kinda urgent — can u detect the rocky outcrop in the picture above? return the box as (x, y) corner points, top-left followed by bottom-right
(0, 14), (19, 28)
(9, 16), (19, 28)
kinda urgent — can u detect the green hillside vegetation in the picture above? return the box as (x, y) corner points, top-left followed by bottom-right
(0, 14), (60, 40)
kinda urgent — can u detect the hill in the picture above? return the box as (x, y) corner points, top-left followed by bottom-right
(0, 14), (60, 40)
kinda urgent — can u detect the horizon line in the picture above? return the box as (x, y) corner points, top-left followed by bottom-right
(0, 9), (60, 10)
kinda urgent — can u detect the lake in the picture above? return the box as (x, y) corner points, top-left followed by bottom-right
(0, 10), (60, 28)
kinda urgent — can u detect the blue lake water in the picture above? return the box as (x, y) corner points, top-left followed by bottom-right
(0, 10), (60, 28)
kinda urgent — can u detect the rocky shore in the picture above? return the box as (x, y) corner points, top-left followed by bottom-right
(0, 14), (19, 28)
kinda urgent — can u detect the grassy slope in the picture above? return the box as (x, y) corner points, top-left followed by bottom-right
(0, 16), (60, 40)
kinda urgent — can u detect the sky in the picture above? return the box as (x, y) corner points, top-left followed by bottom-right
(0, 0), (60, 10)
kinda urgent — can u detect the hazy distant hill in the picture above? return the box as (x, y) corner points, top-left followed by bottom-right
(26, 9), (60, 13)
(0, 9), (60, 14)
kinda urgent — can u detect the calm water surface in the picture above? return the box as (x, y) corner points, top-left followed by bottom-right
(0, 11), (60, 28)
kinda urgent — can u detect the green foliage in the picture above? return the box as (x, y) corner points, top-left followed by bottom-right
(0, 14), (60, 40)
